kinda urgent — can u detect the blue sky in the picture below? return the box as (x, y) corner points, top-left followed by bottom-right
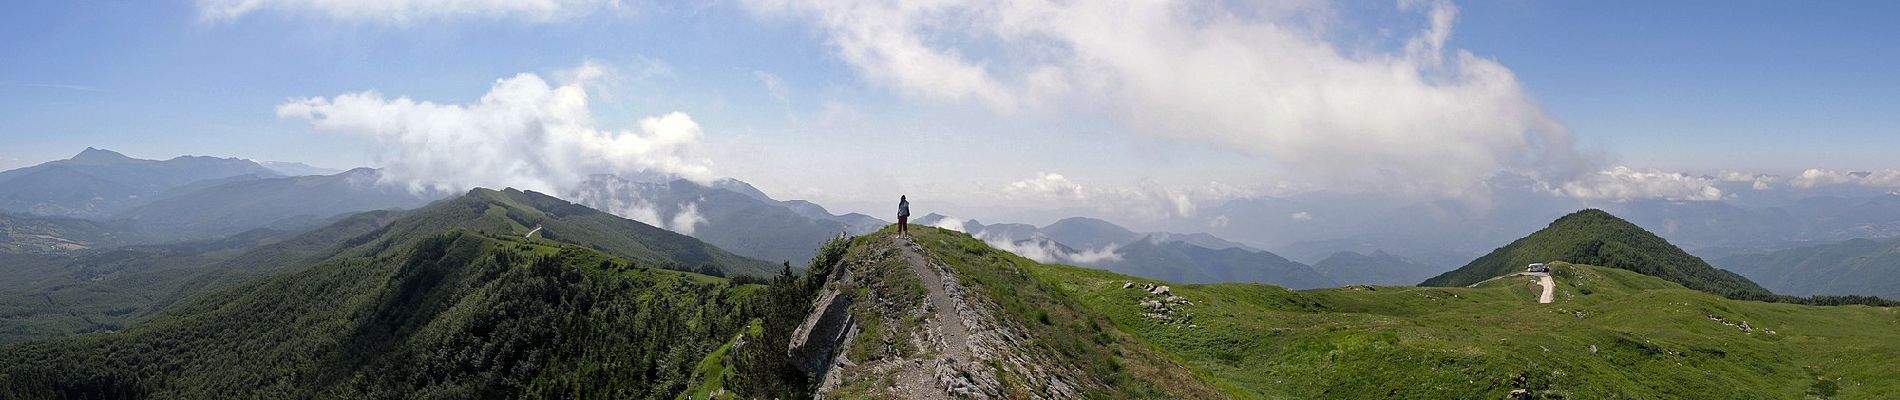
(4, 0), (1898, 219)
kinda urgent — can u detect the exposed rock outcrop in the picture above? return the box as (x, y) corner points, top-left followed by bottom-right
(788, 260), (858, 392)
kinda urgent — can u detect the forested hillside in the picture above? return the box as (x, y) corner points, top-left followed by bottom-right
(0, 189), (836, 399)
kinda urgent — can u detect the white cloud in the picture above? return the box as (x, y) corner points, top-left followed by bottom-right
(1791, 169), (1900, 189)
(1555, 166), (1726, 202)
(974, 231), (1120, 265)
(1290, 212), (1313, 221)
(1004, 172), (1087, 200)
(198, 0), (622, 23)
(745, 0), (1589, 197)
(1062, 243), (1122, 264)
(997, 173), (1258, 222)
(568, 177), (715, 234)
(669, 202), (707, 235)
(277, 67), (714, 196)
(930, 216), (970, 233)
(753, 70), (791, 105)
(1717, 171), (1782, 191)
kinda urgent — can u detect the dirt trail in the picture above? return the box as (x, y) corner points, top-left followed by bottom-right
(895, 235), (973, 362)
(887, 235), (974, 399)
(1529, 272), (1554, 304)
(1468, 271), (1555, 304)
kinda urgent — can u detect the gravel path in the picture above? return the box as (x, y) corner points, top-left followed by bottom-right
(888, 235), (973, 399)
(1467, 271), (1555, 304)
(895, 235), (973, 362)
(1529, 272), (1554, 304)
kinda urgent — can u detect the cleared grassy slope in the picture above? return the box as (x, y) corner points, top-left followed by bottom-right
(1032, 258), (1900, 399)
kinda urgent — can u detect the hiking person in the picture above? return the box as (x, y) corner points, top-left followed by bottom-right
(898, 195), (911, 237)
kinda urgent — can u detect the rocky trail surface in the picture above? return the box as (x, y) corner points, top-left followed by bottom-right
(791, 233), (1087, 399)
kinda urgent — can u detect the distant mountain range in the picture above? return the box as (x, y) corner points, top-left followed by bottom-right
(0, 149), (444, 245)
(0, 148), (281, 218)
(571, 175), (885, 266)
(0, 148), (887, 270)
(114, 168), (437, 240)
(1717, 237), (1900, 298)
(915, 214), (1441, 289)
(257, 161), (344, 177)
(1139, 177), (1900, 270)
(1310, 250), (1443, 286)
(15, 146), (1900, 300)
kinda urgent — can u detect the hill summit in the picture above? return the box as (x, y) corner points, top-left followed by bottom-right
(1420, 209), (1773, 300)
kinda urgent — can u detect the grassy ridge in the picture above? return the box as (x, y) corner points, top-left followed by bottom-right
(1031, 259), (1900, 398)
(906, 227), (1223, 398)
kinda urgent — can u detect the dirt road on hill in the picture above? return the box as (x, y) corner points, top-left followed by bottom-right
(1468, 271), (1554, 304)
(1530, 272), (1554, 304)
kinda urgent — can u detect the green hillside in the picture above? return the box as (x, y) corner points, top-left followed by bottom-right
(397, 188), (778, 277)
(1029, 258), (1900, 398)
(0, 230), (287, 344)
(0, 212), (140, 253)
(1421, 209), (1773, 300)
(0, 189), (822, 399)
(0, 187), (778, 346)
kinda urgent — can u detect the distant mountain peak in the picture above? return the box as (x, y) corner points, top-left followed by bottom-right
(1421, 208), (1772, 300)
(68, 147), (135, 164)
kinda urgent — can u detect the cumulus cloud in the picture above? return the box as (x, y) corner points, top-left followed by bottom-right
(1000, 173), (1255, 222)
(1063, 245), (1122, 264)
(277, 67), (713, 196)
(568, 176), (715, 234)
(1790, 169), (1900, 189)
(930, 216), (971, 233)
(1554, 166), (1726, 202)
(1717, 171), (1782, 191)
(746, 0), (1589, 196)
(1545, 167), (1900, 202)
(198, 0), (622, 23)
(669, 202), (707, 235)
(1004, 172), (1087, 200)
(975, 232), (1120, 265)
